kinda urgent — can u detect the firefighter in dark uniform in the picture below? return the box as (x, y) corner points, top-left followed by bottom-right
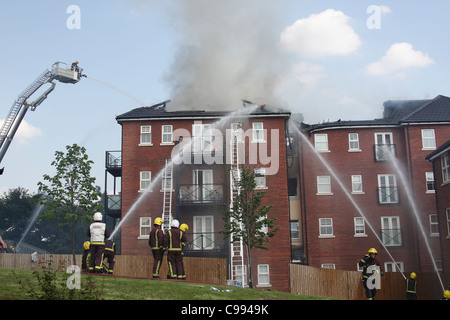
(164, 219), (186, 279)
(358, 248), (384, 300)
(82, 241), (90, 272)
(103, 239), (116, 274)
(406, 272), (417, 300)
(179, 223), (189, 280)
(149, 217), (165, 278)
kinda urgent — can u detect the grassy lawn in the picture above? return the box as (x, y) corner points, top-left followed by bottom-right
(0, 268), (332, 300)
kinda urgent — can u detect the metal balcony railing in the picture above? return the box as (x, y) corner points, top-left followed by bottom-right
(177, 184), (226, 205)
(106, 151), (122, 169)
(183, 232), (228, 257)
(373, 144), (396, 162)
(380, 229), (403, 247)
(377, 187), (400, 204)
(106, 194), (121, 211)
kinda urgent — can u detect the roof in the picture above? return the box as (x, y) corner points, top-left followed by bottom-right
(426, 139), (450, 161)
(116, 103), (291, 122)
(305, 95), (450, 133)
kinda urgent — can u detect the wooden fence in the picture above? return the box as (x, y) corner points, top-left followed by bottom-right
(289, 264), (444, 300)
(0, 253), (227, 285)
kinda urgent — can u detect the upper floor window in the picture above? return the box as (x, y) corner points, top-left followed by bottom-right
(442, 153), (450, 184)
(374, 132), (395, 161)
(252, 122), (265, 142)
(348, 133), (360, 151)
(140, 125), (152, 145)
(351, 175), (363, 194)
(421, 129), (436, 150)
(161, 125), (173, 144)
(377, 174), (398, 204)
(139, 217), (151, 238)
(425, 172), (435, 193)
(317, 175), (332, 195)
(429, 214), (439, 236)
(254, 168), (267, 189)
(140, 171), (151, 191)
(314, 134), (329, 152)
(354, 217), (366, 237)
(319, 218), (334, 238)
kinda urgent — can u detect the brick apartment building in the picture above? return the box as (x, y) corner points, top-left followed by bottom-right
(296, 95), (450, 275)
(108, 102), (292, 292)
(426, 139), (450, 286)
(105, 95), (450, 292)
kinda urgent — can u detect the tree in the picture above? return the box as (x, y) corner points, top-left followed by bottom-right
(222, 166), (278, 289)
(37, 144), (103, 264)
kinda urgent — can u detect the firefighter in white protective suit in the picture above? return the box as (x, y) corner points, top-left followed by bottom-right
(87, 212), (111, 273)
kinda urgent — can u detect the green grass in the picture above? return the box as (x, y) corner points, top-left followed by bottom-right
(1, 268), (332, 300)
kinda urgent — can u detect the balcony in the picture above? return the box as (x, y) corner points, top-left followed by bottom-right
(377, 187), (400, 204)
(374, 144), (396, 162)
(183, 232), (228, 257)
(177, 184), (226, 205)
(106, 151), (122, 177)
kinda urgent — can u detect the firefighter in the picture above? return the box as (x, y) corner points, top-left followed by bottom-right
(103, 239), (115, 274)
(82, 241), (90, 272)
(358, 248), (384, 300)
(149, 217), (164, 278)
(442, 290), (450, 300)
(179, 223), (189, 280)
(406, 272), (417, 300)
(164, 219), (186, 280)
(87, 212), (110, 273)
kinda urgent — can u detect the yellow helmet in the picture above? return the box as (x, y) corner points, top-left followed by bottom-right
(83, 241), (90, 250)
(180, 223), (189, 232)
(444, 290), (450, 299)
(368, 248), (378, 255)
(410, 272), (416, 279)
(154, 217), (163, 226)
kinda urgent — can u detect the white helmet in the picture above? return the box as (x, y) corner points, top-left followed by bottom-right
(93, 212), (103, 221)
(171, 219), (179, 228)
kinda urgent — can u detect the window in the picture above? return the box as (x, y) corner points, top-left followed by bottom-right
(385, 261), (404, 273)
(314, 134), (329, 152)
(161, 125), (173, 144)
(140, 125), (152, 145)
(354, 217), (366, 236)
(140, 217), (151, 238)
(193, 123), (212, 153)
(348, 133), (360, 151)
(252, 122), (264, 142)
(429, 214), (439, 236)
(442, 153), (450, 183)
(377, 174), (398, 204)
(374, 132), (395, 161)
(290, 220), (300, 240)
(321, 263), (336, 269)
(231, 122), (243, 142)
(421, 129), (436, 149)
(381, 216), (402, 246)
(317, 176), (332, 194)
(351, 175), (363, 193)
(140, 171), (151, 191)
(193, 216), (214, 250)
(257, 264), (270, 286)
(193, 169), (214, 202)
(319, 218), (334, 237)
(425, 172), (435, 192)
(235, 265), (247, 285)
(254, 168), (267, 189)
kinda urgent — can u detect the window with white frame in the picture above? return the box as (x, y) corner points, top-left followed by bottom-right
(354, 217), (366, 236)
(140, 171), (151, 191)
(321, 263), (336, 269)
(351, 175), (363, 193)
(429, 214), (439, 236)
(140, 125), (152, 145)
(235, 265), (247, 285)
(290, 220), (300, 240)
(314, 134), (329, 152)
(421, 129), (436, 149)
(140, 217), (151, 238)
(319, 218), (334, 237)
(254, 168), (267, 189)
(442, 153), (450, 183)
(381, 216), (402, 246)
(317, 176), (332, 194)
(252, 122), (264, 142)
(378, 174), (398, 204)
(385, 261), (404, 273)
(425, 172), (435, 192)
(348, 133), (360, 151)
(193, 216), (214, 250)
(257, 264), (270, 286)
(161, 125), (173, 144)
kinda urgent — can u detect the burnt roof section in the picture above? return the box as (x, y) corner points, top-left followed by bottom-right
(305, 95), (450, 132)
(116, 102), (291, 122)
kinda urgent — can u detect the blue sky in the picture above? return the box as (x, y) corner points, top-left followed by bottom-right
(0, 1), (448, 194)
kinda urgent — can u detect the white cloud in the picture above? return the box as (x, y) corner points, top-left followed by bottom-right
(291, 62), (327, 87)
(280, 9), (361, 58)
(0, 119), (43, 145)
(365, 42), (434, 77)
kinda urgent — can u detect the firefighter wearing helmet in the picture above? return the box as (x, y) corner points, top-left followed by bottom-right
(406, 272), (418, 300)
(149, 217), (165, 278)
(358, 248), (384, 300)
(82, 241), (90, 272)
(87, 212), (110, 273)
(164, 219), (187, 280)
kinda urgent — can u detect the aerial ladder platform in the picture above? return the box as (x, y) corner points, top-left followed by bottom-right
(0, 61), (85, 171)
